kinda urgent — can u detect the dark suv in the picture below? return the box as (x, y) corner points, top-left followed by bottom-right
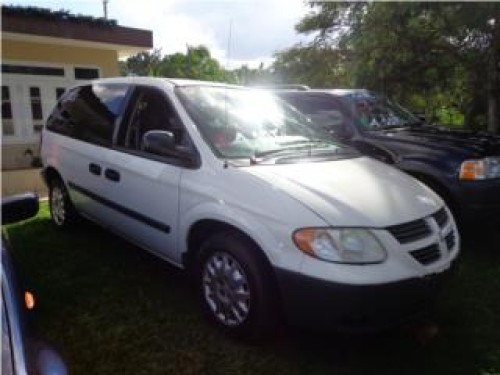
(276, 89), (500, 224)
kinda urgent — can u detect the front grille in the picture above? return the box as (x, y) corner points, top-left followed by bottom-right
(433, 207), (449, 228)
(387, 219), (431, 244)
(410, 244), (441, 265)
(445, 230), (456, 251)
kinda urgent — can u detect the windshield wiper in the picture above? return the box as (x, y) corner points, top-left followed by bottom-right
(252, 142), (349, 165)
(368, 124), (409, 131)
(253, 146), (311, 159)
(254, 139), (333, 157)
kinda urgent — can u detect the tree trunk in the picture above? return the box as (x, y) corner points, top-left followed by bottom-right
(487, 93), (499, 133)
(488, 20), (500, 133)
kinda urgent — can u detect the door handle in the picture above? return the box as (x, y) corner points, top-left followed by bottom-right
(89, 163), (101, 176)
(104, 168), (120, 182)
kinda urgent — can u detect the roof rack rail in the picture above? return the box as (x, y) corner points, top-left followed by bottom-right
(252, 84), (310, 91)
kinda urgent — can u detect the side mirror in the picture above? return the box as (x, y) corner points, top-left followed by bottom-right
(2, 193), (39, 225)
(142, 130), (176, 156)
(141, 130), (197, 167)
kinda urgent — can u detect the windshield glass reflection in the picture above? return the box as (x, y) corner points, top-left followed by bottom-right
(176, 86), (345, 160)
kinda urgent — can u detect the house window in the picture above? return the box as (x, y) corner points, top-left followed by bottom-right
(1, 86), (15, 136)
(30, 87), (44, 133)
(74, 67), (99, 80)
(56, 87), (66, 99)
(2, 64), (65, 77)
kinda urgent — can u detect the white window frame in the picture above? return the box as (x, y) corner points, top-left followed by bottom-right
(1, 59), (101, 144)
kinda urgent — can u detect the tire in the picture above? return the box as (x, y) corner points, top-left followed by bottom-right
(196, 231), (278, 340)
(49, 178), (79, 229)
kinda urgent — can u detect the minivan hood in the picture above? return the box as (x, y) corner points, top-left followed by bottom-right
(244, 157), (441, 227)
(372, 125), (500, 157)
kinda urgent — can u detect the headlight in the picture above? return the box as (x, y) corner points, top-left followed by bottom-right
(459, 157), (500, 180)
(293, 228), (387, 264)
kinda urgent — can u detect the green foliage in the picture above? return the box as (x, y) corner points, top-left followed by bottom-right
(1, 5), (117, 26)
(275, 2), (500, 132)
(121, 46), (238, 83)
(436, 107), (465, 127)
(272, 44), (350, 87)
(121, 49), (162, 77)
(230, 63), (276, 86)
(295, 2), (366, 43)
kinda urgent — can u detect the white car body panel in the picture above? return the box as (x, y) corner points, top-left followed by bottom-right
(99, 148), (181, 261)
(243, 156), (442, 228)
(178, 166), (327, 270)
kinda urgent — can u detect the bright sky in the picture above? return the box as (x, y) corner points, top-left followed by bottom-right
(6, 0), (313, 68)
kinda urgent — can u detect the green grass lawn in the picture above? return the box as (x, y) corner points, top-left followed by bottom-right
(5, 202), (500, 375)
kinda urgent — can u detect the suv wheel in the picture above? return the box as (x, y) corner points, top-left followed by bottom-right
(49, 178), (78, 228)
(197, 232), (277, 340)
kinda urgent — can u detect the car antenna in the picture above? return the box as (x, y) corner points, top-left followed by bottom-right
(225, 19), (233, 79)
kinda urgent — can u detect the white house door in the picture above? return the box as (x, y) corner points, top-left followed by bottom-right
(2, 76), (71, 145)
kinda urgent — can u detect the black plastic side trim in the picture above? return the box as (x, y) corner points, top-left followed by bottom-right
(68, 182), (170, 233)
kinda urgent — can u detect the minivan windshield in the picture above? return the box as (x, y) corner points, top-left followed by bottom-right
(346, 92), (421, 130)
(176, 86), (350, 160)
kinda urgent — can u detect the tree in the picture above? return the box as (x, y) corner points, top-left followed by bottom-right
(157, 46), (228, 81)
(230, 63), (275, 86)
(120, 48), (162, 76)
(283, 2), (500, 132)
(122, 46), (237, 83)
(272, 43), (350, 87)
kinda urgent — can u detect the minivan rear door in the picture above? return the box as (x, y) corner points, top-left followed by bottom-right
(44, 84), (130, 221)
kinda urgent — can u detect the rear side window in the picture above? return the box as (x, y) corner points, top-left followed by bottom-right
(46, 84), (129, 147)
(280, 93), (350, 131)
(280, 93), (344, 114)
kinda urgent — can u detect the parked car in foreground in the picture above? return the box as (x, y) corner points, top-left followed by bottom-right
(276, 89), (500, 224)
(41, 78), (459, 339)
(2, 193), (67, 375)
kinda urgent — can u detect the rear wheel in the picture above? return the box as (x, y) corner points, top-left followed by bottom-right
(196, 231), (278, 340)
(49, 178), (78, 228)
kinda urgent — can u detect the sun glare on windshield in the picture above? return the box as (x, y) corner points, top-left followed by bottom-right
(176, 86), (342, 160)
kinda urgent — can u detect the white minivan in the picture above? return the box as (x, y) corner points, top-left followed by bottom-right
(41, 77), (459, 338)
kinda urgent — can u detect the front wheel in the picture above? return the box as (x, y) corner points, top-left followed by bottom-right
(49, 178), (78, 228)
(196, 232), (278, 340)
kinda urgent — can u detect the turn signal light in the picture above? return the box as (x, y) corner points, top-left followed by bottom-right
(459, 160), (484, 180)
(24, 291), (36, 310)
(293, 228), (317, 256)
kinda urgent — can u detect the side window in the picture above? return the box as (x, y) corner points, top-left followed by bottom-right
(286, 94), (347, 131)
(30, 86), (44, 133)
(119, 87), (186, 152)
(288, 95), (342, 113)
(46, 84), (128, 147)
(1, 86), (15, 136)
(55, 87), (66, 100)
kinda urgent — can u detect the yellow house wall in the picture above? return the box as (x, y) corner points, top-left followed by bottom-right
(2, 39), (119, 76)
